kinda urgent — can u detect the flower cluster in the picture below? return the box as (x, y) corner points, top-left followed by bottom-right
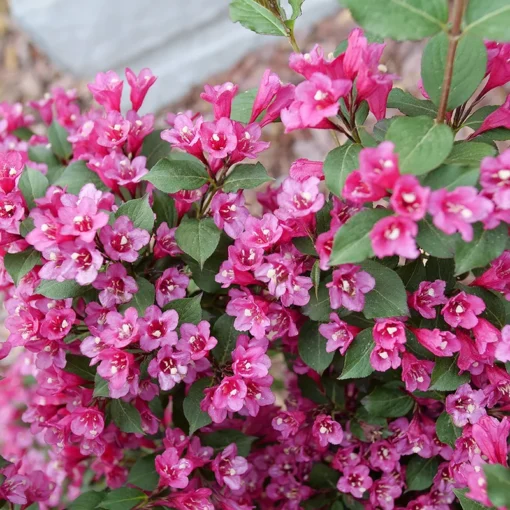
(0, 2), (510, 509)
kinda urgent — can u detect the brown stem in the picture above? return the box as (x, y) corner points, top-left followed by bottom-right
(436, 0), (467, 124)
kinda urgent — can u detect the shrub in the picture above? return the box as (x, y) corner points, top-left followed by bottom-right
(0, 0), (510, 508)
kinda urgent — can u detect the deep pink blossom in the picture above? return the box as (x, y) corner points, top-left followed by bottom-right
(428, 187), (493, 242)
(312, 414), (343, 447)
(319, 313), (356, 354)
(87, 71), (123, 112)
(156, 447), (194, 489)
(211, 192), (249, 239)
(359, 142), (400, 189)
(441, 291), (485, 329)
(414, 328), (461, 357)
(445, 383), (487, 427)
(99, 216), (150, 263)
(178, 321), (217, 360)
(409, 280), (447, 319)
(92, 263), (138, 307)
(155, 268), (189, 307)
(200, 117), (237, 159)
(337, 464), (373, 498)
(125, 67), (157, 112)
(240, 213), (283, 249)
(401, 352), (434, 392)
(289, 158), (324, 182)
(148, 345), (190, 391)
(276, 176), (324, 219)
(391, 175), (430, 220)
(139, 306), (178, 352)
(471, 415), (510, 466)
(211, 443), (248, 491)
(326, 264), (375, 311)
(343, 170), (387, 204)
(371, 215), (420, 259)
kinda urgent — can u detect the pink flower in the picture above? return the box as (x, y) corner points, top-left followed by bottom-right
(276, 176), (325, 219)
(369, 440), (400, 473)
(428, 187), (494, 242)
(58, 196), (109, 243)
(359, 142), (400, 189)
(232, 342), (271, 379)
(139, 306), (178, 351)
(148, 345), (190, 391)
(371, 215), (419, 259)
(409, 280), (447, 319)
(312, 414), (343, 447)
(250, 69), (283, 122)
(227, 241), (264, 272)
(243, 375), (275, 416)
(102, 307), (139, 348)
(200, 82), (238, 120)
(472, 415), (510, 466)
(473, 250), (510, 298)
(212, 375), (247, 414)
(414, 328), (461, 357)
(95, 348), (135, 398)
(59, 241), (104, 285)
(441, 291), (485, 329)
(445, 383), (487, 427)
(289, 158), (324, 182)
(0, 191), (25, 234)
(370, 475), (402, 510)
(343, 170), (387, 204)
(480, 149), (510, 209)
(482, 42), (510, 95)
(327, 264), (376, 312)
(230, 122), (270, 163)
(96, 111), (131, 148)
(226, 289), (270, 339)
(370, 344), (402, 371)
(401, 352), (434, 392)
(161, 113), (203, 157)
(272, 410), (306, 439)
(154, 222), (182, 258)
(102, 154), (148, 186)
(99, 216), (150, 263)
(293, 72), (352, 126)
(40, 308), (75, 340)
(390, 175), (430, 220)
(70, 407), (105, 440)
(178, 321), (217, 360)
(495, 325), (510, 362)
(471, 95), (510, 138)
(87, 71), (123, 112)
(211, 443), (248, 491)
(373, 319), (407, 349)
(319, 313), (356, 354)
(337, 464), (373, 499)
(210, 192), (250, 239)
(92, 263), (138, 307)
(155, 267), (189, 307)
(125, 67), (157, 112)
(200, 117), (237, 159)
(155, 447), (194, 489)
(240, 213), (283, 249)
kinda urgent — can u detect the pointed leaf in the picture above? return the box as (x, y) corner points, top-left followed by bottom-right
(4, 249), (41, 286)
(339, 329), (375, 380)
(110, 400), (144, 434)
(229, 0), (288, 36)
(115, 194), (154, 232)
(184, 377), (213, 434)
(324, 143), (362, 198)
(298, 321), (334, 375)
(222, 162), (272, 192)
(175, 217), (221, 268)
(19, 167), (49, 209)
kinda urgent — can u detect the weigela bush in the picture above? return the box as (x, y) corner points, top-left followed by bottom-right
(1, 0), (510, 508)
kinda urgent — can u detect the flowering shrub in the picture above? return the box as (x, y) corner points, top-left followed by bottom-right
(1, 0), (510, 508)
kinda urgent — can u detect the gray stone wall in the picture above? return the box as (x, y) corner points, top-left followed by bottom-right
(11, 0), (338, 111)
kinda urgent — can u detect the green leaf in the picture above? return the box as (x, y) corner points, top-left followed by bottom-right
(406, 456), (440, 491)
(298, 321), (334, 375)
(463, 106), (500, 131)
(444, 142), (496, 166)
(323, 143), (362, 197)
(360, 260), (409, 318)
(54, 160), (107, 194)
(308, 463), (340, 489)
(229, 0), (288, 36)
(28, 145), (60, 167)
(430, 356), (469, 391)
(454, 488), (492, 510)
(212, 314), (239, 366)
(64, 354), (96, 381)
(311, 260), (320, 298)
(344, 0), (447, 41)
(475, 128), (510, 144)
(289, 0), (305, 20)
(298, 375), (329, 404)
(119, 277), (154, 315)
(484, 464), (510, 508)
(201, 429), (257, 457)
(12, 126), (34, 141)
(422, 32), (487, 111)
(330, 208), (392, 265)
(19, 167), (49, 209)
(93, 373), (110, 398)
(183, 377), (213, 434)
(115, 194), (154, 232)
(385, 116), (454, 175)
(222, 162), (272, 192)
(416, 216), (457, 258)
(361, 385), (414, 418)
(48, 120), (72, 160)
(128, 454), (159, 491)
(231, 88), (258, 123)
(110, 400), (144, 434)
(99, 487), (147, 510)
(387, 88), (437, 118)
(164, 295), (202, 326)
(36, 279), (88, 299)
(339, 329), (375, 380)
(141, 129), (172, 169)
(454, 223), (507, 276)
(465, 0), (510, 43)
(152, 190), (178, 228)
(460, 285), (507, 329)
(302, 281), (331, 322)
(4, 249), (41, 286)
(143, 157), (210, 193)
(436, 411), (462, 448)
(175, 217), (220, 268)
(68, 491), (106, 510)
(396, 259), (426, 292)
(426, 257), (455, 291)
(422, 164), (480, 191)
